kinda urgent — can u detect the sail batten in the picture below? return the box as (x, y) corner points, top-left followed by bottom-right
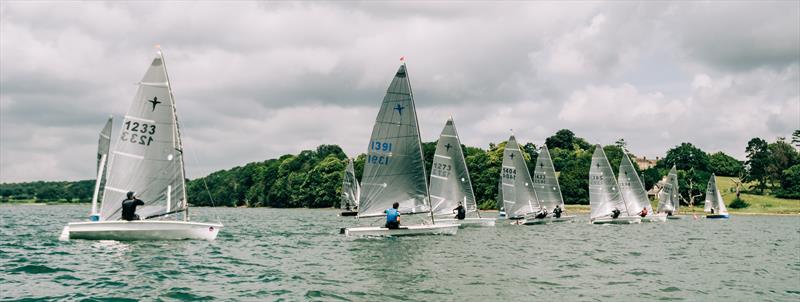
(99, 52), (186, 221)
(358, 64), (430, 217)
(501, 135), (539, 218)
(429, 118), (478, 216)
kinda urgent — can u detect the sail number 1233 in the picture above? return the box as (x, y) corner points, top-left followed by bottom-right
(120, 120), (157, 146)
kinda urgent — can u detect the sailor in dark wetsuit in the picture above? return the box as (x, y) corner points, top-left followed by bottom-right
(121, 191), (145, 221)
(453, 202), (466, 220)
(553, 205), (563, 218)
(611, 208), (621, 219)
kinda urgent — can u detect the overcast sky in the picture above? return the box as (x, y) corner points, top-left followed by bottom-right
(1, 1), (798, 182)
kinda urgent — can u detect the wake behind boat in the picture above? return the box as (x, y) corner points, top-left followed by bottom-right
(61, 49), (222, 241)
(589, 145), (641, 224)
(342, 62), (458, 237)
(429, 117), (495, 227)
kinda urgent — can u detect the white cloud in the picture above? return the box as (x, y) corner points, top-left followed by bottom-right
(1, 1), (798, 182)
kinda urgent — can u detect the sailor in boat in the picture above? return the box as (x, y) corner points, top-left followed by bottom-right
(453, 202), (466, 220)
(611, 208), (621, 219)
(553, 205), (563, 218)
(385, 202), (401, 229)
(534, 207), (548, 219)
(710, 208), (715, 214)
(121, 191), (145, 221)
(639, 207), (648, 217)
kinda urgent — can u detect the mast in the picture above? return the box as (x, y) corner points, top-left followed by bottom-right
(404, 61), (435, 224)
(158, 47), (190, 221)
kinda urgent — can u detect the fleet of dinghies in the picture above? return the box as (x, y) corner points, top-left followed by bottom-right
(60, 48), (222, 241)
(60, 54), (733, 241)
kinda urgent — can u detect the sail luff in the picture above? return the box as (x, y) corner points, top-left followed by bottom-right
(159, 50), (190, 220)
(403, 63), (436, 223)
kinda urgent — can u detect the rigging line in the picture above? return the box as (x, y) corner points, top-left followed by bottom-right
(188, 148), (221, 222)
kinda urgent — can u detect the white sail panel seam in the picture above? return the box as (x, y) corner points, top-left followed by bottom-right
(138, 81), (168, 87)
(434, 154), (452, 159)
(113, 151), (144, 160)
(104, 186), (129, 193)
(124, 115), (157, 124)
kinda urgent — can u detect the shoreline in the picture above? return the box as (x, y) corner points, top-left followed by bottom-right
(5, 203), (796, 215)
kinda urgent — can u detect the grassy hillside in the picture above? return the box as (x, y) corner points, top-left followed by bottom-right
(714, 176), (799, 214)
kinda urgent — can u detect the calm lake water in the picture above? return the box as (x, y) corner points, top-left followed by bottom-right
(1, 204), (798, 301)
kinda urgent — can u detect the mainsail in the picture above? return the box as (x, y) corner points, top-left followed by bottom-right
(501, 135), (539, 218)
(532, 144), (564, 212)
(589, 145), (629, 219)
(92, 117), (113, 209)
(429, 117), (477, 216)
(358, 64), (430, 218)
(657, 166), (679, 213)
(341, 158), (360, 210)
(704, 174), (728, 214)
(99, 51), (187, 221)
(617, 152), (649, 216)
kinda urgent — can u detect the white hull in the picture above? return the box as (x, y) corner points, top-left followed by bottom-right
(61, 220), (222, 241)
(435, 217), (496, 227)
(520, 215), (576, 225)
(344, 223), (459, 237)
(642, 214), (667, 222)
(591, 216), (642, 224)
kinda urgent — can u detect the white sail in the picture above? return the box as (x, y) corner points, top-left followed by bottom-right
(704, 174), (728, 214)
(589, 145), (629, 219)
(91, 117), (113, 213)
(341, 158), (360, 210)
(617, 152), (649, 216)
(501, 135), (539, 218)
(99, 51), (186, 221)
(532, 144), (564, 212)
(657, 166), (679, 213)
(429, 117), (478, 216)
(358, 64), (430, 218)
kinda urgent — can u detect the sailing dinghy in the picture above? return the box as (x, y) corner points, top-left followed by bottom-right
(339, 158), (360, 216)
(656, 165), (682, 220)
(589, 145), (641, 224)
(429, 117), (495, 227)
(527, 144), (575, 223)
(704, 174), (730, 219)
(61, 49), (222, 241)
(500, 135), (543, 225)
(342, 63), (458, 237)
(87, 116), (112, 221)
(618, 152), (665, 222)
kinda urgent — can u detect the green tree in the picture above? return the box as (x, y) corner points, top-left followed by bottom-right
(708, 152), (744, 177)
(744, 137), (770, 193)
(775, 164), (800, 199)
(658, 142), (710, 172)
(767, 139), (799, 187)
(545, 129), (592, 151)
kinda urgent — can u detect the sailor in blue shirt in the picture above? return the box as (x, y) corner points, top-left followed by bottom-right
(385, 202), (400, 229)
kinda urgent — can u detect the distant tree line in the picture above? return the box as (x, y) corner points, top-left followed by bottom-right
(2, 129), (798, 206)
